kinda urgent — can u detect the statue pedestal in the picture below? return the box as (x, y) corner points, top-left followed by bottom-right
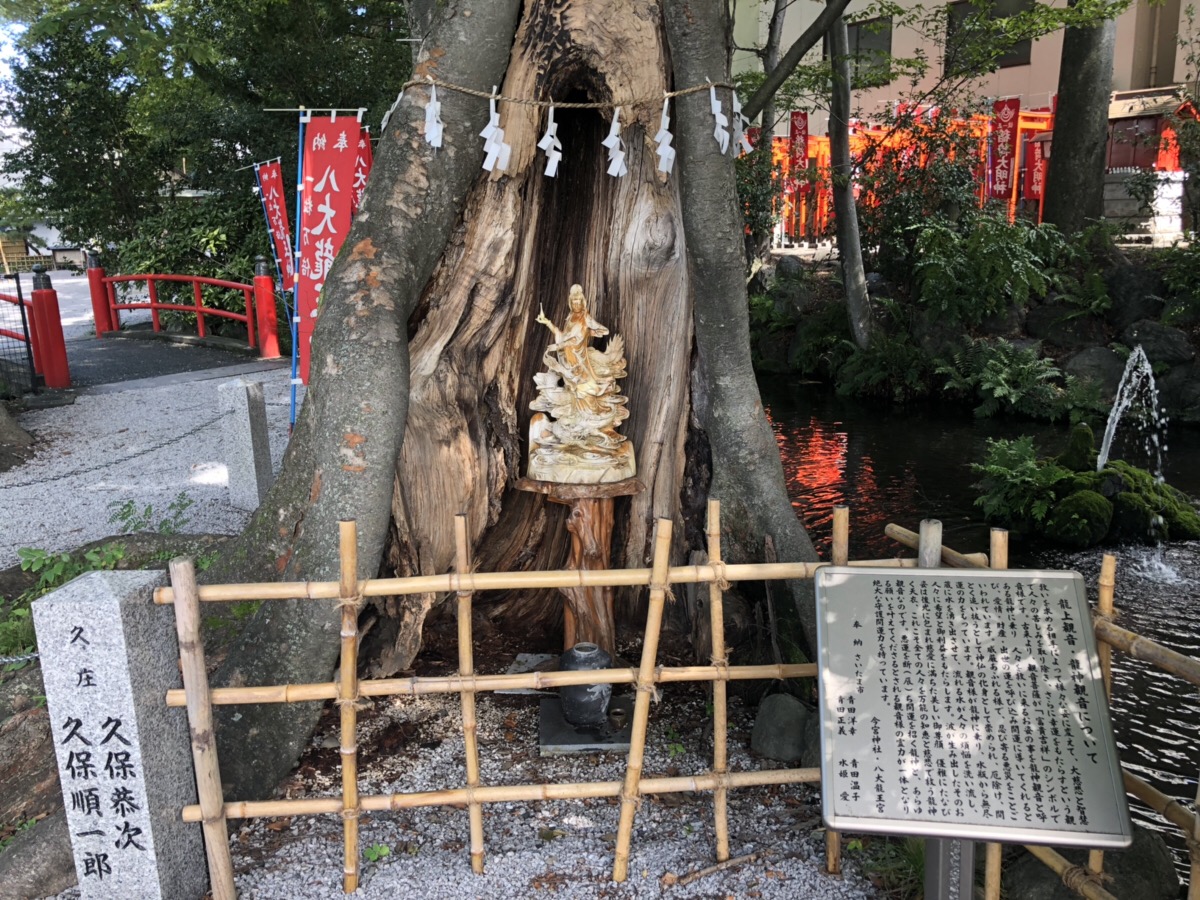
(515, 477), (644, 656)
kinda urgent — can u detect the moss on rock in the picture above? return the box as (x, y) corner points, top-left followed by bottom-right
(1109, 492), (1156, 543)
(1057, 422), (1097, 472)
(1044, 490), (1113, 548)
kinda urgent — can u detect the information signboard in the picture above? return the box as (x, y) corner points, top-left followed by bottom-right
(816, 567), (1132, 848)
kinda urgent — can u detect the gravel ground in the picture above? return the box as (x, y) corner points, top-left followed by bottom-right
(3, 316), (879, 899)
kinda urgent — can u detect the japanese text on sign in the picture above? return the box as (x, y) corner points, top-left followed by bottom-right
(816, 567), (1131, 847)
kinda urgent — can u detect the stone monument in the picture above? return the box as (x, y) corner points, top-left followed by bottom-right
(32, 571), (207, 899)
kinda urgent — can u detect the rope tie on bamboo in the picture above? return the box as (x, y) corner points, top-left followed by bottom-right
(1060, 864), (1105, 892)
(337, 589), (365, 611)
(710, 655), (730, 682)
(398, 76), (737, 110)
(634, 668), (662, 702)
(340, 807), (361, 822)
(709, 561), (732, 591)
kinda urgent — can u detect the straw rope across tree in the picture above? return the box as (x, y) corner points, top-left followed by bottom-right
(203, 0), (847, 800)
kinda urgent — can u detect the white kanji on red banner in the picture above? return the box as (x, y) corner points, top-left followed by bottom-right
(254, 161), (294, 292)
(296, 117), (361, 383)
(990, 98), (1021, 201)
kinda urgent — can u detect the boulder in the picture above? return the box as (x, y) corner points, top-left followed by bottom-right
(1157, 361), (1200, 423)
(979, 303), (1026, 338)
(751, 692), (811, 763)
(1044, 490), (1113, 548)
(1025, 304), (1108, 349)
(1110, 492), (1158, 543)
(1104, 263), (1166, 331)
(776, 255), (804, 280)
(1121, 320), (1195, 367)
(1056, 422), (1097, 473)
(1063, 347), (1127, 400)
(0, 811), (75, 900)
(865, 271), (893, 298)
(1002, 823), (1178, 900)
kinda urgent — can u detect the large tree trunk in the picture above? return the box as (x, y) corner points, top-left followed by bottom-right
(212, 0), (819, 800)
(1042, 5), (1117, 234)
(209, 0), (522, 800)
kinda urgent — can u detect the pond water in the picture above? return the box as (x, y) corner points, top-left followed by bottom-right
(764, 380), (1200, 880)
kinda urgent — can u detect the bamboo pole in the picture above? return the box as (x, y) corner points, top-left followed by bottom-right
(169, 558), (236, 900)
(1121, 769), (1199, 835)
(336, 521), (362, 893)
(706, 500), (730, 863)
(1092, 617), (1200, 688)
(1089, 554), (1118, 879)
(166, 661), (820, 708)
(884, 523), (989, 569)
(826, 505), (850, 877)
(1190, 760), (1199, 900)
(1022, 845), (1119, 900)
(984, 527), (1008, 900)
(613, 517), (674, 882)
(181, 767), (823, 822)
(152, 555), (961, 605)
(454, 514), (486, 874)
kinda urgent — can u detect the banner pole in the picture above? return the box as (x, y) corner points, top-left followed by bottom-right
(289, 109), (309, 431)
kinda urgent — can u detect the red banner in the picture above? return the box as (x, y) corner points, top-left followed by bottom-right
(989, 98), (1020, 200)
(254, 161), (294, 292)
(297, 116), (361, 382)
(1025, 137), (1046, 200)
(789, 111), (809, 172)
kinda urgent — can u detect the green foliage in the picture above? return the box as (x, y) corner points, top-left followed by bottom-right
(2, 543), (126, 662)
(115, 196), (267, 331)
(972, 437), (1071, 529)
(0, 818), (38, 853)
(835, 300), (933, 402)
(108, 492), (195, 535)
(1152, 242), (1200, 325)
(787, 299), (855, 379)
(17, 544), (126, 599)
(736, 145), (782, 259)
(914, 213), (1054, 326)
(664, 725), (686, 759)
(364, 843), (391, 863)
(863, 836), (926, 899)
(936, 338), (1103, 422)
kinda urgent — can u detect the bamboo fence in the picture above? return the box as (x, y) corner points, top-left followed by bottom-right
(158, 508), (1200, 898)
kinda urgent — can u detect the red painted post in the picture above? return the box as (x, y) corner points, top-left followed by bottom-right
(24, 291), (45, 377)
(86, 252), (115, 334)
(253, 256), (281, 360)
(31, 266), (70, 389)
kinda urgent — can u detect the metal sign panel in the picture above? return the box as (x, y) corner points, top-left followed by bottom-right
(815, 567), (1132, 848)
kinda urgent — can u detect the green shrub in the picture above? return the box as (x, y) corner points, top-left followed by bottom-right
(787, 299), (854, 378)
(835, 335), (933, 403)
(914, 213), (1053, 326)
(1153, 242), (1200, 325)
(972, 436), (1071, 530)
(936, 338), (1103, 422)
(116, 193), (268, 334)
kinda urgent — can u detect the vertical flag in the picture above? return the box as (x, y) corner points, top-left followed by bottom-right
(296, 116), (360, 383)
(254, 160), (294, 291)
(1025, 137), (1046, 200)
(789, 111), (809, 173)
(989, 98), (1021, 200)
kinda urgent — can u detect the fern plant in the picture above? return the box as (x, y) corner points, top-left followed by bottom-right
(972, 436), (1071, 530)
(936, 338), (1102, 422)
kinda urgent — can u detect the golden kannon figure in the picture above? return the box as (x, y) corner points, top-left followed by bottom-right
(528, 285), (636, 484)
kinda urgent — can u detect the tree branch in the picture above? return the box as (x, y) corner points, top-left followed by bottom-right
(742, 0), (853, 120)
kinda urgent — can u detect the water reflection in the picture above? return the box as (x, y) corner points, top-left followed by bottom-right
(764, 380), (1200, 880)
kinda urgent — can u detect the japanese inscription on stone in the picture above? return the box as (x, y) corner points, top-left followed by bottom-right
(33, 571), (204, 899)
(816, 567), (1132, 847)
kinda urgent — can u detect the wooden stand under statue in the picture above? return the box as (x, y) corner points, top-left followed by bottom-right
(515, 284), (642, 659)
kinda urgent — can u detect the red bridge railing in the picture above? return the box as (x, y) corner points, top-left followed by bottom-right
(1, 267), (70, 390)
(87, 254), (280, 359)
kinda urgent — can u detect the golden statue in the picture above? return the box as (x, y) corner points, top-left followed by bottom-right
(528, 285), (636, 484)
